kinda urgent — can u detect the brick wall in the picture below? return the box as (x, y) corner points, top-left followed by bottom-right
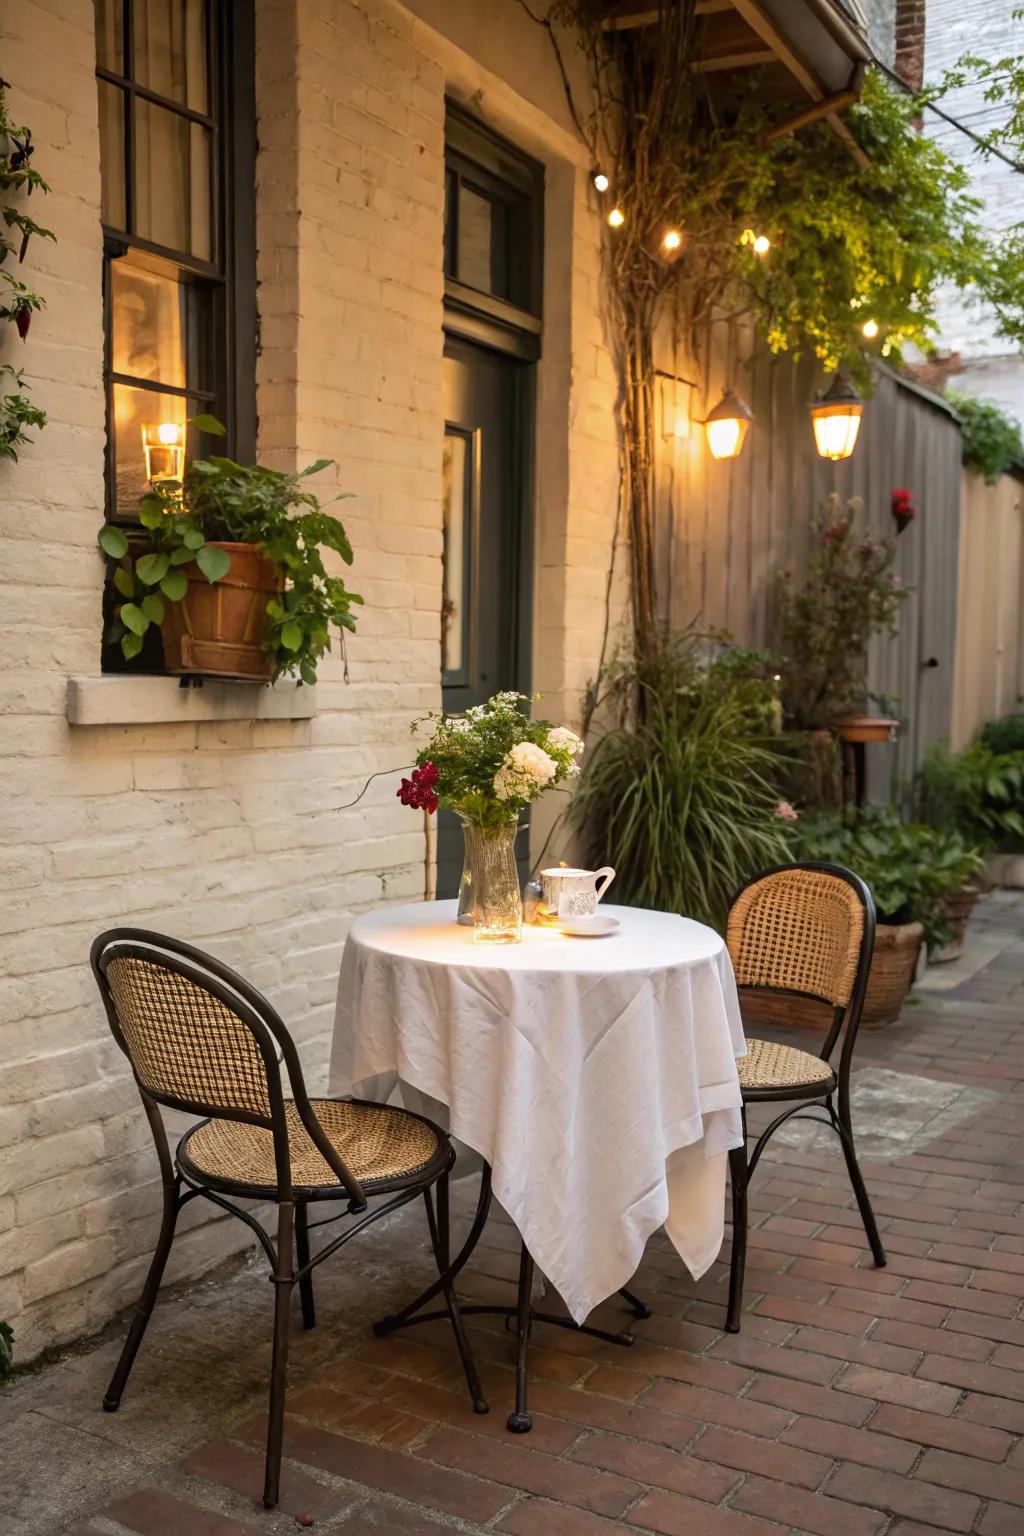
(0, 0), (621, 1359)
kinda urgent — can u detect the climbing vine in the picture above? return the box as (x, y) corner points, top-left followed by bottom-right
(525, 2), (1024, 662)
(0, 77), (52, 460)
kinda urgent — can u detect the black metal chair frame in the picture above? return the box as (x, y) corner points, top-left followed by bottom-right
(724, 861), (887, 1333)
(90, 928), (486, 1508)
(372, 1163), (647, 1433)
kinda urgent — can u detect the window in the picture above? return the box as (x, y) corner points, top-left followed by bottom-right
(443, 107), (543, 358)
(94, 0), (256, 520)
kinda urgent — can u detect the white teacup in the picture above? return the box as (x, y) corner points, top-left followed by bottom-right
(541, 866), (615, 922)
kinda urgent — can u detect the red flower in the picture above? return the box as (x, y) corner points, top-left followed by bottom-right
(397, 760), (440, 815)
(891, 488), (916, 534)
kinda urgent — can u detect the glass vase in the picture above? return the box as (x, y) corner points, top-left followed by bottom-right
(456, 814), (523, 943)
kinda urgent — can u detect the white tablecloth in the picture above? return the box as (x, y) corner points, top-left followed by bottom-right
(328, 900), (746, 1323)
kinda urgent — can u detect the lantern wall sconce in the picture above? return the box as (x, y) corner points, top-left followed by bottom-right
(142, 420), (185, 485)
(704, 389), (754, 460)
(656, 368), (696, 443)
(810, 371), (863, 461)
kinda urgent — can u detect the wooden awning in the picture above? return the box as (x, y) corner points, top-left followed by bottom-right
(603, 0), (873, 166)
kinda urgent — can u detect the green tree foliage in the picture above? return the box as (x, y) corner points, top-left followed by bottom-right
(945, 390), (1023, 483)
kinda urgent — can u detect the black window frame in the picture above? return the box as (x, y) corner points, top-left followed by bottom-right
(97, 0), (256, 522)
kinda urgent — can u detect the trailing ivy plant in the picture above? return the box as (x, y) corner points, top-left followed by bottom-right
(99, 417), (363, 682)
(945, 389), (1023, 484)
(0, 76), (52, 451)
(0, 362), (45, 459)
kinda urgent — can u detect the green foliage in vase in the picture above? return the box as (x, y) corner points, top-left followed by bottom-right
(410, 692), (584, 830)
(571, 634), (793, 930)
(0, 362), (45, 459)
(945, 390), (1023, 484)
(774, 496), (909, 731)
(98, 416), (362, 681)
(912, 740), (1024, 853)
(792, 807), (983, 950)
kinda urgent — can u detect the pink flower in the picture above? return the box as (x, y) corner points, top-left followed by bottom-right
(397, 760), (440, 815)
(774, 800), (799, 822)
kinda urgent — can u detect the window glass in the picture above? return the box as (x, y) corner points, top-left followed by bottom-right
(135, 0), (209, 112)
(111, 260), (187, 385)
(113, 383), (189, 514)
(98, 81), (127, 228)
(95, 0), (124, 71)
(133, 101), (212, 259)
(442, 430), (472, 680)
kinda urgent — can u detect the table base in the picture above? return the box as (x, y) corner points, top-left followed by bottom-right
(373, 1165), (649, 1432)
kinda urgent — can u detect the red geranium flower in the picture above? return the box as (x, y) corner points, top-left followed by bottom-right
(397, 760), (440, 814)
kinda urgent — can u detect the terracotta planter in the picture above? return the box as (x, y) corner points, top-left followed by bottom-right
(160, 542), (281, 682)
(834, 715), (900, 745)
(740, 919), (923, 1034)
(930, 883), (981, 964)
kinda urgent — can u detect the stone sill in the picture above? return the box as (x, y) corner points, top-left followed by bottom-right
(66, 675), (316, 726)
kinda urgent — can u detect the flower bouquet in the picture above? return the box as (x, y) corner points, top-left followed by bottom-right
(397, 691), (584, 941)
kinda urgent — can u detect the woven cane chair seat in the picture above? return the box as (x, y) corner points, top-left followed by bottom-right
(179, 1099), (445, 1197)
(728, 867), (864, 1008)
(738, 1037), (836, 1095)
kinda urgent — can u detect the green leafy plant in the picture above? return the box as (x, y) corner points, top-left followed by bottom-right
(0, 362), (45, 459)
(945, 390), (1023, 484)
(980, 711), (1024, 755)
(0, 1319), (12, 1382)
(571, 633), (793, 929)
(793, 807), (983, 950)
(99, 417), (362, 681)
(774, 496), (909, 731)
(912, 740), (1024, 853)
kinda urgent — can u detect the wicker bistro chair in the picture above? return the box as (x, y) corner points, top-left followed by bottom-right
(90, 929), (486, 1509)
(723, 862), (886, 1333)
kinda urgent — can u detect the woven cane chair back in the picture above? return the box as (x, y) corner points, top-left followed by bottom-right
(102, 950), (274, 1119)
(727, 864), (866, 1010)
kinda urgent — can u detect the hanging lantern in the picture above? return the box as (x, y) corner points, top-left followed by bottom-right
(704, 389), (753, 460)
(810, 371), (863, 461)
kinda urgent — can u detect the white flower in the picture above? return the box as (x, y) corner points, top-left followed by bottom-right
(547, 726), (584, 757)
(493, 741), (557, 801)
(448, 717), (471, 733)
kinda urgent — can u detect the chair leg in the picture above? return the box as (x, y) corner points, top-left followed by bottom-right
(427, 1177), (488, 1415)
(295, 1202), (316, 1331)
(834, 1096), (886, 1268)
(103, 1178), (181, 1411)
(725, 1143), (748, 1334)
(263, 1201), (295, 1511)
(507, 1243), (535, 1434)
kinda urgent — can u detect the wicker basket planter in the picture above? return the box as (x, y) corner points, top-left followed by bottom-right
(740, 918), (924, 1033)
(930, 883), (981, 964)
(160, 542), (280, 682)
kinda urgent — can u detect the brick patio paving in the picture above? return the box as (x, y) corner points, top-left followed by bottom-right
(5, 891), (1024, 1535)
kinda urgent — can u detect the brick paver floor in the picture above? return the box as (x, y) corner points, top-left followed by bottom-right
(9, 892), (1024, 1534)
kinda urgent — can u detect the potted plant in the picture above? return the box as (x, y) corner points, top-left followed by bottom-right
(789, 809), (983, 1021)
(774, 496), (909, 742)
(913, 737), (1024, 895)
(98, 420), (362, 683)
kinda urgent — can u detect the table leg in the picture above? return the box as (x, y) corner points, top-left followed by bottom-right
(373, 1162), (641, 1434)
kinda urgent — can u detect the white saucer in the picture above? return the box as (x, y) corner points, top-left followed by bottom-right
(560, 915), (621, 938)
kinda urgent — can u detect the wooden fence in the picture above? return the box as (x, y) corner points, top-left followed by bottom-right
(951, 468), (1024, 749)
(655, 329), (963, 791)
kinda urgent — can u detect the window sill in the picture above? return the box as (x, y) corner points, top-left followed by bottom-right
(66, 675), (316, 726)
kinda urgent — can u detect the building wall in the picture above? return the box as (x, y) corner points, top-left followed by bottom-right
(952, 469), (1024, 748)
(924, 0), (1024, 420)
(0, 0), (620, 1359)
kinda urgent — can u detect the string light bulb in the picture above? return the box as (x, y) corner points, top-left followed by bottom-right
(661, 227), (683, 254)
(862, 318), (879, 339)
(593, 170), (610, 193)
(608, 206), (625, 228)
(753, 233), (771, 255)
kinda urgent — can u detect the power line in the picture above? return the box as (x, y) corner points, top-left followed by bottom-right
(871, 55), (1024, 175)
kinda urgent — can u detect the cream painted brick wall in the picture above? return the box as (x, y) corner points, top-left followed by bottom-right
(0, 0), (622, 1360)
